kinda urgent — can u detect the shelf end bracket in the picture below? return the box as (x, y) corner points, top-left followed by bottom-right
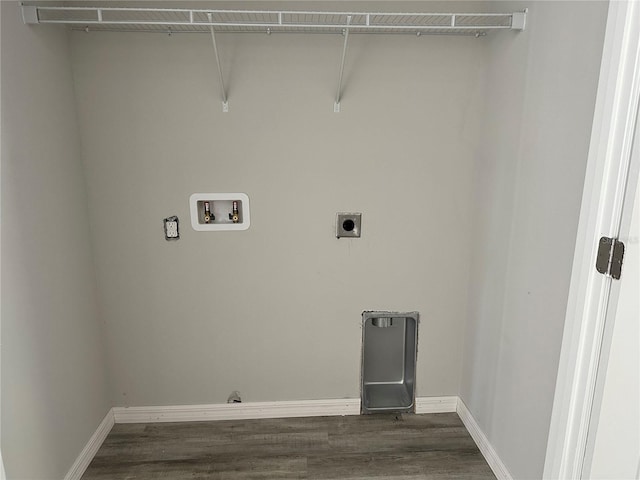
(21, 5), (39, 24)
(511, 9), (527, 31)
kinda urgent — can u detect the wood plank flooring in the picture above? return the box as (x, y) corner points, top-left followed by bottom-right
(81, 412), (496, 479)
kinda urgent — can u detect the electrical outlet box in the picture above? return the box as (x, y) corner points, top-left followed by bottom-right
(164, 216), (179, 240)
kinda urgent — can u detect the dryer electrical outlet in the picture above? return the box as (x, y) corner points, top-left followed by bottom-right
(336, 213), (362, 238)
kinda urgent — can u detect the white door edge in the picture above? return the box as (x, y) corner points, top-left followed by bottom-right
(543, 2), (640, 479)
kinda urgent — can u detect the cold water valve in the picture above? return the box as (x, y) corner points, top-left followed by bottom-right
(229, 201), (239, 223)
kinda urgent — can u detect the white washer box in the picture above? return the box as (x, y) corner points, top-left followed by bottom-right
(189, 193), (250, 231)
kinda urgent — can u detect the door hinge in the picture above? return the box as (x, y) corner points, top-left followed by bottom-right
(595, 236), (625, 279)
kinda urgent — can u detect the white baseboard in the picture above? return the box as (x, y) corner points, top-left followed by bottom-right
(112, 396), (457, 424)
(64, 409), (114, 480)
(113, 398), (361, 423)
(456, 398), (513, 480)
(415, 395), (458, 413)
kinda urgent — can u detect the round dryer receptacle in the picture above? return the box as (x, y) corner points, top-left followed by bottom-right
(342, 219), (355, 232)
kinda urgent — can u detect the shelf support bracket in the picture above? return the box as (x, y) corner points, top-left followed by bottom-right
(334, 16), (352, 113)
(21, 5), (40, 24)
(511, 9), (527, 31)
(208, 13), (229, 112)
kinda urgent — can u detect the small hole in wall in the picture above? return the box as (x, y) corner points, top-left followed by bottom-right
(343, 219), (355, 232)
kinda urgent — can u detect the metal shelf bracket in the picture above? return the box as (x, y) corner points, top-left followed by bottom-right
(208, 13), (228, 112)
(334, 16), (352, 113)
(511, 9), (528, 30)
(21, 5), (39, 24)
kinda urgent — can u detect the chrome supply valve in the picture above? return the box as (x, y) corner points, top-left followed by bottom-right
(204, 201), (215, 223)
(229, 201), (239, 223)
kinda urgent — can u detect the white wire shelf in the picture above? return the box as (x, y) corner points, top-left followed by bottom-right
(21, 5), (526, 113)
(22, 6), (526, 36)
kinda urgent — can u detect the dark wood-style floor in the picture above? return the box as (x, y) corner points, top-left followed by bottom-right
(82, 412), (496, 479)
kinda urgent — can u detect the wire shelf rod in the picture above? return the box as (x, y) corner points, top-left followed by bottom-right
(35, 20), (514, 30)
(68, 27), (488, 37)
(32, 6), (514, 18)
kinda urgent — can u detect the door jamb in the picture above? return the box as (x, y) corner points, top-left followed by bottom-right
(543, 1), (640, 478)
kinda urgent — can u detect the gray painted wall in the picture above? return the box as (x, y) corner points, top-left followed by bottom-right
(1, 2), (111, 478)
(70, 1), (488, 407)
(461, 1), (608, 479)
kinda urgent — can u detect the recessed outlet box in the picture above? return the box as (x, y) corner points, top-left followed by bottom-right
(189, 193), (250, 231)
(336, 213), (361, 238)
